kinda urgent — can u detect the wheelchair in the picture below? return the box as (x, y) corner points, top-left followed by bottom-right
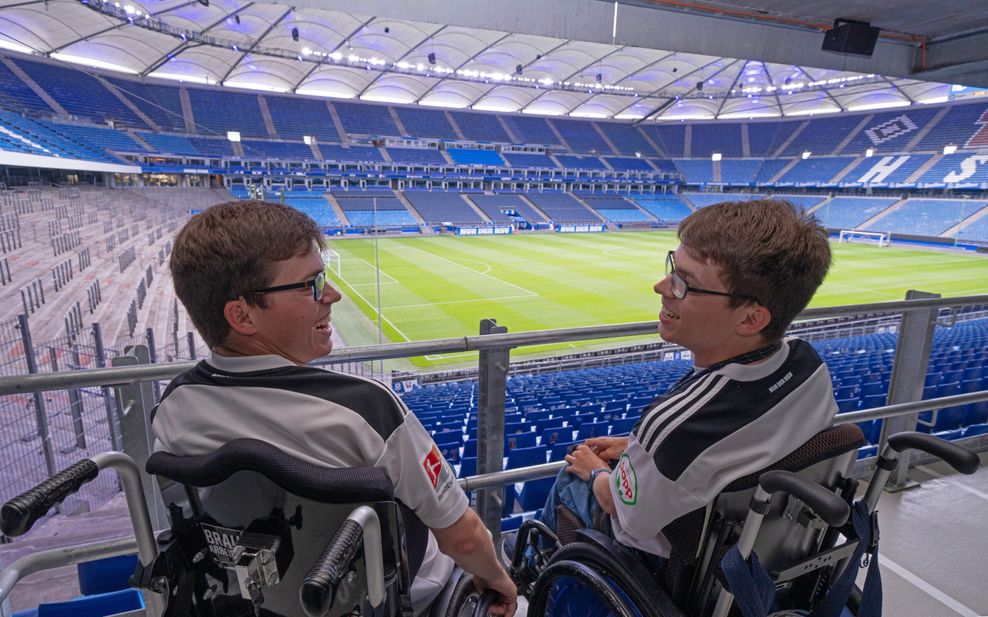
(503, 425), (981, 617)
(0, 439), (487, 617)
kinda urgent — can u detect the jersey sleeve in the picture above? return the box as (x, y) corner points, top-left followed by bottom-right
(374, 411), (469, 530)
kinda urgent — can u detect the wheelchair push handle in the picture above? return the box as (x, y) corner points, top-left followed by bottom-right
(886, 432), (980, 475)
(299, 519), (363, 617)
(759, 470), (850, 527)
(1, 459), (99, 537)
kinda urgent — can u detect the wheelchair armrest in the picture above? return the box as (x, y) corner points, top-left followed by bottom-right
(572, 529), (686, 617)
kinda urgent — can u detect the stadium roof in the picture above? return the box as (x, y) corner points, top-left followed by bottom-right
(0, 0), (982, 121)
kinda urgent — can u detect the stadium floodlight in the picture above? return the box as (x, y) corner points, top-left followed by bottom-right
(865, 148), (874, 157)
(943, 144), (958, 155)
(711, 152), (722, 161)
(227, 131), (241, 142)
(802, 150), (812, 159)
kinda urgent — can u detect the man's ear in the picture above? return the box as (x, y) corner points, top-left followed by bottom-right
(224, 298), (259, 336)
(737, 303), (772, 338)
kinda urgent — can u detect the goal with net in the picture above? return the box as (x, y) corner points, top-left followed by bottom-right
(323, 248), (341, 277)
(838, 229), (890, 247)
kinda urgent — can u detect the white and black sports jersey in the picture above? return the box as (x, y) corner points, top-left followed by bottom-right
(152, 353), (468, 613)
(609, 338), (837, 557)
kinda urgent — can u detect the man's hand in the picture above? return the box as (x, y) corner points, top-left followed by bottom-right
(564, 444), (609, 481)
(472, 571), (518, 617)
(583, 436), (629, 461)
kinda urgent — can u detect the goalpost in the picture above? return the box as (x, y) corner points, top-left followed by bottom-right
(323, 247), (341, 277)
(838, 229), (890, 247)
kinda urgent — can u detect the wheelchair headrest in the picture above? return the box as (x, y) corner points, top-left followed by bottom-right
(721, 423), (864, 493)
(146, 438), (395, 503)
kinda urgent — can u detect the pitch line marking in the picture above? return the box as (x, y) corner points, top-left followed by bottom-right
(821, 281), (902, 299)
(388, 293), (539, 310)
(331, 271), (413, 343)
(879, 555), (981, 617)
(402, 245), (539, 298)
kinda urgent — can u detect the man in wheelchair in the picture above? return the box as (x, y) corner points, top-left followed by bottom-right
(154, 200), (516, 617)
(520, 200), (838, 601)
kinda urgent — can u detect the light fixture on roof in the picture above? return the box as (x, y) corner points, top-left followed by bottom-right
(802, 151), (812, 159)
(943, 144), (958, 155)
(515, 64), (523, 76)
(427, 52), (436, 65)
(865, 148), (874, 157)
(291, 27), (299, 42)
(197, 0), (208, 6)
(711, 152), (722, 161)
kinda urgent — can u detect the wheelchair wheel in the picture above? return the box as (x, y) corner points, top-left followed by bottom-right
(527, 542), (664, 617)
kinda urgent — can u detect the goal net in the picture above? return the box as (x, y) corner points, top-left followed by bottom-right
(323, 248), (341, 277)
(838, 229), (890, 247)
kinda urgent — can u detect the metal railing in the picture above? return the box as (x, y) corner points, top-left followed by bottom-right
(1, 292), (987, 545)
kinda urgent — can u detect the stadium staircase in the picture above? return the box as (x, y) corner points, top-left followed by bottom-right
(496, 115), (519, 142)
(593, 124), (621, 155)
(324, 193), (350, 226)
(124, 129), (154, 152)
(388, 107), (407, 136)
(326, 102), (348, 141)
(905, 153), (944, 184)
(461, 194), (492, 222)
(769, 120), (807, 157)
(546, 120), (570, 151)
(308, 140), (323, 160)
(858, 197), (908, 229)
(943, 204), (988, 237)
(445, 110), (466, 140)
(178, 88), (195, 133)
(806, 195), (832, 215)
(377, 146), (391, 162)
(711, 158), (721, 183)
(833, 114), (873, 155)
(905, 106), (951, 151)
(830, 157), (865, 184)
(395, 191), (428, 227)
(682, 124), (693, 158)
(0, 56), (64, 116)
(517, 194), (552, 223)
(97, 76), (159, 131)
(740, 123), (751, 157)
(767, 158), (799, 183)
(257, 96), (278, 138)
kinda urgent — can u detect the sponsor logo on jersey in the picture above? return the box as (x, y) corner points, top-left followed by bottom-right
(423, 444), (455, 499)
(616, 454), (637, 506)
(200, 523), (243, 566)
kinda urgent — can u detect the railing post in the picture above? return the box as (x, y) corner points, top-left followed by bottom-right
(476, 318), (509, 543)
(186, 332), (196, 360)
(68, 342), (87, 450)
(18, 315), (56, 481)
(111, 345), (168, 531)
(92, 322), (121, 451)
(881, 290), (940, 490)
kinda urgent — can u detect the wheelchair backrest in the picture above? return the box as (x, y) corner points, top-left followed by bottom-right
(147, 439), (429, 617)
(670, 424), (865, 616)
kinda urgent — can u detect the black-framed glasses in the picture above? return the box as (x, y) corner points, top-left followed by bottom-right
(243, 267), (328, 302)
(665, 251), (760, 304)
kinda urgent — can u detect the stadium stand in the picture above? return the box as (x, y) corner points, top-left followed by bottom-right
(525, 193), (601, 223)
(595, 122), (659, 157)
(0, 60), (54, 116)
(915, 101), (988, 153)
(813, 196), (899, 230)
(469, 194), (547, 224)
(187, 136), (234, 158)
(395, 107), (458, 140)
(0, 110), (108, 160)
(781, 115), (864, 157)
(644, 124), (685, 157)
(335, 193), (418, 228)
(500, 152), (558, 169)
(105, 77), (187, 132)
(746, 120), (789, 157)
(45, 122), (146, 156)
(448, 111), (511, 142)
(278, 190), (340, 227)
(500, 115), (560, 145)
(691, 122), (743, 158)
(447, 148), (505, 166)
(630, 194), (692, 222)
(555, 155), (607, 171)
(917, 152), (988, 186)
(333, 101), (399, 137)
(403, 191), (486, 224)
(319, 143), (385, 163)
(604, 156), (654, 172)
(386, 147), (448, 166)
(579, 196), (654, 223)
(550, 118), (613, 154)
(14, 58), (147, 128)
(137, 132), (200, 157)
(673, 159), (714, 184)
(842, 108), (941, 155)
(265, 95), (339, 142)
(753, 158), (791, 183)
(770, 194), (828, 209)
(842, 154), (932, 186)
(720, 159), (765, 185)
(241, 140), (315, 160)
(778, 156), (856, 185)
(187, 89), (267, 138)
(865, 198), (988, 236)
(956, 212), (988, 242)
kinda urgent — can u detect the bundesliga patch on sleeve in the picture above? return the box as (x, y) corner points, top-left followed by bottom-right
(422, 444), (455, 501)
(616, 454), (638, 506)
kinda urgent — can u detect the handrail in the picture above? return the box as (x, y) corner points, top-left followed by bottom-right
(1, 294), (986, 396)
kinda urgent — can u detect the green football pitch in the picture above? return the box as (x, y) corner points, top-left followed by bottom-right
(325, 232), (988, 367)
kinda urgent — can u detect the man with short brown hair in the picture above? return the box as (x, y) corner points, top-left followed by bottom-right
(545, 199), (837, 561)
(157, 200), (516, 617)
